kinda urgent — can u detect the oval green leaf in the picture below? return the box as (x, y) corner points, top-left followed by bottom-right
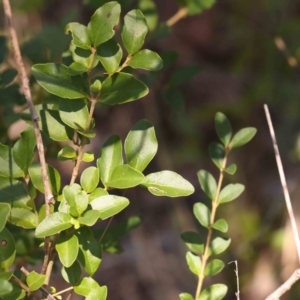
(88, 188), (108, 203)
(0, 204), (10, 232)
(58, 145), (77, 161)
(179, 293), (194, 300)
(193, 202), (211, 228)
(219, 183), (245, 204)
(65, 22), (91, 49)
(0, 228), (16, 271)
(199, 284), (228, 300)
(230, 127), (257, 149)
(74, 277), (107, 300)
(128, 49), (163, 71)
(26, 271), (46, 291)
(56, 233), (79, 267)
(208, 142), (225, 169)
(0, 279), (12, 296)
(181, 231), (204, 254)
(8, 208), (38, 229)
(212, 219), (228, 233)
(210, 237), (231, 255)
(61, 260), (81, 286)
(0, 144), (24, 178)
(205, 259), (225, 276)
(80, 167), (99, 193)
(215, 112), (232, 147)
(78, 210), (100, 226)
(186, 251), (201, 276)
(197, 170), (217, 200)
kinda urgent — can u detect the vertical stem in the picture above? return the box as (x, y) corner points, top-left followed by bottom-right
(195, 150), (229, 300)
(166, 7), (188, 27)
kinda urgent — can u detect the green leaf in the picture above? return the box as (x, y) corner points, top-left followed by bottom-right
(88, 188), (108, 203)
(88, 1), (121, 47)
(38, 204), (54, 223)
(61, 260), (81, 285)
(186, 251), (201, 275)
(40, 109), (74, 141)
(59, 99), (89, 131)
(106, 164), (145, 188)
(219, 184), (245, 204)
(74, 277), (107, 300)
(69, 62), (89, 76)
(215, 112), (232, 147)
(97, 135), (123, 186)
(56, 233), (79, 267)
(76, 226), (102, 276)
(212, 219), (228, 233)
(193, 202), (211, 228)
(78, 129), (96, 138)
(179, 293), (194, 300)
(208, 142), (225, 169)
(0, 279), (12, 296)
(0, 204), (10, 232)
(80, 167), (99, 193)
(224, 164), (236, 175)
(0, 143), (24, 178)
(32, 63), (88, 99)
(0, 176), (30, 209)
(0, 228), (16, 271)
(181, 232), (204, 254)
(26, 271), (46, 291)
(90, 80), (102, 93)
(187, 0), (216, 16)
(101, 72), (149, 105)
(78, 210), (100, 226)
(82, 152), (94, 162)
(35, 212), (73, 238)
(125, 119), (158, 172)
(122, 9), (148, 55)
(65, 22), (91, 49)
(230, 128), (257, 149)
(96, 38), (123, 74)
(0, 272), (13, 282)
(205, 259), (225, 276)
(12, 127), (36, 174)
(58, 145), (77, 161)
(69, 44), (99, 70)
(199, 284), (227, 300)
(141, 171), (195, 197)
(8, 208), (38, 229)
(197, 170), (217, 200)
(28, 162), (61, 196)
(128, 49), (163, 71)
(63, 184), (88, 217)
(90, 195), (130, 220)
(210, 237), (231, 255)
(138, 0), (158, 32)
(1, 283), (25, 300)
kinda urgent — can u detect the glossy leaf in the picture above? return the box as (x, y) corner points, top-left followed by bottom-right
(58, 145), (77, 161)
(197, 170), (217, 200)
(35, 212), (73, 238)
(63, 185), (88, 217)
(219, 184), (245, 204)
(97, 38), (122, 74)
(0, 143), (24, 178)
(0, 176), (30, 209)
(179, 293), (194, 300)
(69, 43), (99, 69)
(88, 1), (121, 47)
(65, 22), (91, 49)
(32, 63), (88, 99)
(78, 129), (96, 138)
(97, 135), (123, 186)
(210, 237), (231, 255)
(122, 9), (148, 55)
(61, 260), (81, 285)
(28, 162), (61, 196)
(215, 112), (232, 147)
(74, 277), (107, 300)
(56, 233), (79, 267)
(82, 152), (94, 162)
(80, 167), (99, 193)
(186, 251), (201, 276)
(208, 142), (225, 169)
(187, 0), (216, 16)
(212, 219), (228, 233)
(125, 119), (158, 172)
(230, 127), (257, 149)
(128, 49), (163, 71)
(88, 188), (108, 203)
(78, 210), (100, 226)
(12, 127), (36, 173)
(8, 208), (38, 229)
(199, 284), (227, 300)
(69, 62), (89, 75)
(181, 232), (204, 254)
(193, 202), (211, 228)
(101, 72), (148, 105)
(141, 171), (195, 197)
(1, 283), (25, 300)
(224, 164), (236, 175)
(0, 228), (16, 271)
(59, 99), (89, 131)
(205, 259), (225, 276)
(90, 195), (130, 220)
(0, 279), (12, 296)
(26, 271), (46, 291)
(107, 164), (145, 189)
(0, 204), (10, 232)
(76, 226), (102, 276)
(138, 0), (158, 32)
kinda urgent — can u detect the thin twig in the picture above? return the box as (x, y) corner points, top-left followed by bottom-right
(166, 7), (188, 27)
(99, 216), (114, 243)
(265, 269), (300, 300)
(264, 104), (300, 262)
(11, 275), (42, 300)
(52, 286), (74, 297)
(229, 260), (240, 300)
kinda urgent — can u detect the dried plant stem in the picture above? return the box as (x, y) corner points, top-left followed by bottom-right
(12, 275), (42, 300)
(52, 286), (74, 297)
(99, 216), (114, 243)
(229, 260), (240, 300)
(166, 7), (188, 27)
(264, 104), (300, 262)
(195, 150), (229, 300)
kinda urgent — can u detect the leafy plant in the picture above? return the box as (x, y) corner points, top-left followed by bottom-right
(180, 112), (256, 300)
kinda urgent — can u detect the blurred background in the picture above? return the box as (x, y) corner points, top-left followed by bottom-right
(1, 0), (300, 299)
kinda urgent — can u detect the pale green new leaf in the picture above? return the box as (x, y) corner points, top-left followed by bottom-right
(0, 203), (10, 231)
(65, 22), (91, 49)
(186, 251), (201, 276)
(205, 259), (225, 276)
(80, 167), (99, 193)
(69, 43), (99, 70)
(0, 228), (16, 271)
(179, 293), (194, 300)
(199, 284), (227, 300)
(212, 219), (228, 233)
(74, 277), (107, 300)
(128, 49), (163, 71)
(8, 208), (38, 229)
(224, 164), (236, 175)
(82, 152), (94, 162)
(210, 237), (231, 255)
(197, 170), (217, 200)
(88, 188), (108, 203)
(26, 271), (46, 291)
(215, 112), (232, 147)
(219, 184), (245, 204)
(141, 171), (195, 197)
(125, 119), (158, 172)
(230, 128), (257, 149)
(78, 210), (100, 226)
(58, 145), (77, 161)
(0, 279), (12, 296)
(56, 233), (79, 267)
(193, 202), (211, 228)
(63, 185), (88, 217)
